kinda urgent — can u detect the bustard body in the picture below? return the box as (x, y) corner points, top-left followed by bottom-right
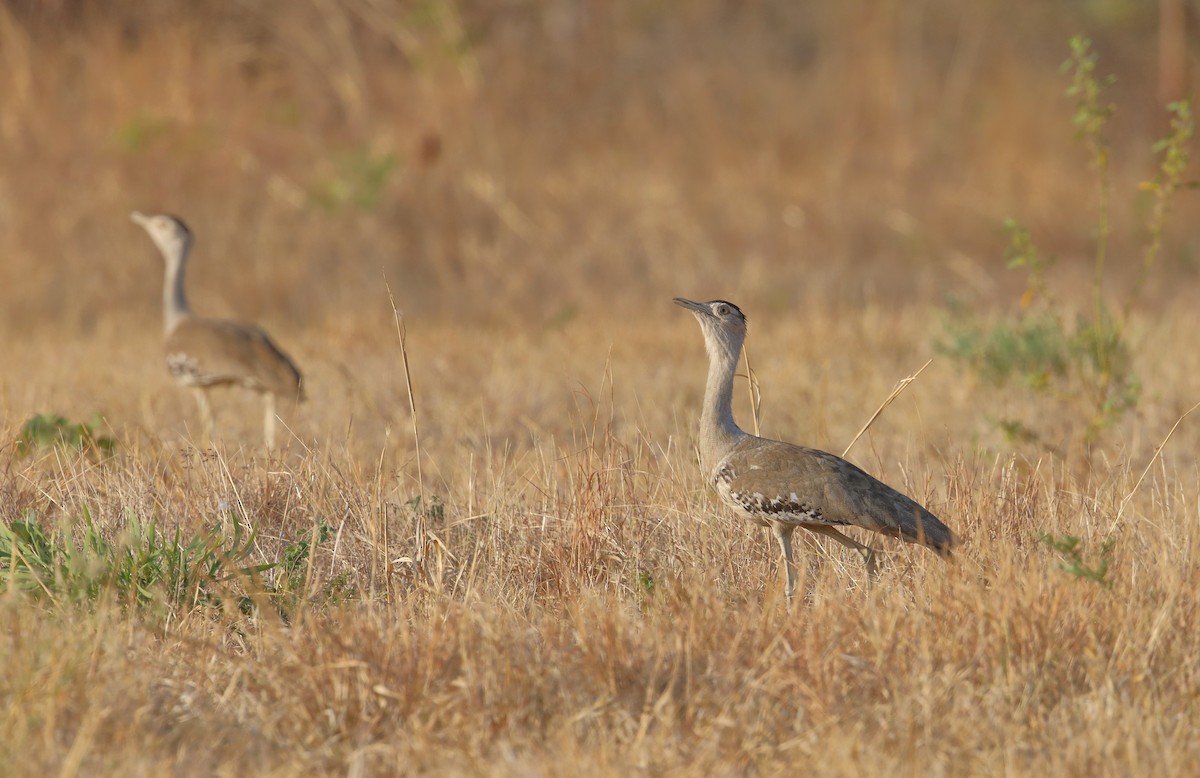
(132, 212), (303, 448)
(675, 297), (952, 601)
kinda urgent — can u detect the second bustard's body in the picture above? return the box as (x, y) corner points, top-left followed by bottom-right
(675, 297), (953, 602)
(132, 212), (303, 448)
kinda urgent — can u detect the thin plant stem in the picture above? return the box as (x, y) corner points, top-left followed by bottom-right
(386, 277), (427, 595)
(843, 359), (933, 458)
(1113, 398), (1200, 530)
(741, 345), (762, 437)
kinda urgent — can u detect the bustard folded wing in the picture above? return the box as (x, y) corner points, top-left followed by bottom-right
(165, 317), (304, 399)
(714, 437), (953, 552)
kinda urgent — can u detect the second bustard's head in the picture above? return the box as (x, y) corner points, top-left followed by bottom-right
(132, 211), (195, 334)
(131, 211), (192, 263)
(673, 297), (747, 359)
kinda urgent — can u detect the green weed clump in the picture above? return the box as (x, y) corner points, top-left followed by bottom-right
(271, 517), (355, 609)
(1039, 532), (1116, 588)
(15, 413), (117, 460)
(0, 509), (266, 612)
(940, 36), (1194, 451)
(0, 508), (359, 619)
(112, 113), (174, 153)
(310, 147), (398, 212)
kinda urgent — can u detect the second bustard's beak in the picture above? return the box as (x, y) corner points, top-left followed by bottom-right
(673, 297), (708, 315)
(130, 210), (148, 227)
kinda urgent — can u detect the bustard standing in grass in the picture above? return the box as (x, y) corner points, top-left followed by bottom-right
(131, 212), (304, 449)
(675, 298), (953, 602)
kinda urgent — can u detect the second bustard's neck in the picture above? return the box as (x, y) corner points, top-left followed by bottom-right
(162, 245), (191, 334)
(699, 332), (746, 472)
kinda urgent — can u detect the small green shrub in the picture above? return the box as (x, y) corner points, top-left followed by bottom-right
(0, 509), (267, 610)
(263, 518), (356, 617)
(0, 508), (362, 618)
(113, 113), (174, 152)
(406, 494), (445, 523)
(939, 36), (1193, 450)
(277, 518), (332, 590)
(310, 148), (398, 211)
(1039, 533), (1116, 588)
(15, 413), (116, 460)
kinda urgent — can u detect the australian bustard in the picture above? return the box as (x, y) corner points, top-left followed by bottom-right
(131, 212), (303, 448)
(675, 297), (953, 602)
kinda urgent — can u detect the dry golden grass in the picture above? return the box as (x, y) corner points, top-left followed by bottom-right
(4, 305), (1200, 775)
(3, 1), (1200, 775)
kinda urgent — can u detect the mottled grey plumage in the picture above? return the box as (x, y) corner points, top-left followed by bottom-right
(132, 211), (303, 448)
(675, 297), (952, 601)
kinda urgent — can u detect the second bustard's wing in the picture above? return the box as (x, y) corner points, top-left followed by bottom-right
(714, 437), (953, 552)
(165, 317), (304, 399)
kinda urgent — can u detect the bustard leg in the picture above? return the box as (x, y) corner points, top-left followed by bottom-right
(806, 524), (877, 578)
(192, 389), (215, 447)
(263, 392), (277, 450)
(771, 523), (799, 604)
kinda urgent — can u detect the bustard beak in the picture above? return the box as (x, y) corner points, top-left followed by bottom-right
(130, 211), (148, 227)
(673, 297), (709, 315)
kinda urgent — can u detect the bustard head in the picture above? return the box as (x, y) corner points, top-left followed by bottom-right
(674, 297), (747, 359)
(131, 211), (192, 262)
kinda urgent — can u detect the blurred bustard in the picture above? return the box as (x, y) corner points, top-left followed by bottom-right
(132, 212), (303, 448)
(675, 297), (952, 602)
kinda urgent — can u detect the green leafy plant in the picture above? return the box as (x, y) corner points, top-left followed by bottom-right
(406, 494), (445, 523)
(939, 36), (1194, 449)
(277, 518), (332, 590)
(403, 0), (479, 69)
(310, 148), (398, 211)
(0, 509), (267, 610)
(267, 518), (355, 613)
(113, 113), (174, 153)
(1039, 533), (1116, 588)
(15, 413), (116, 460)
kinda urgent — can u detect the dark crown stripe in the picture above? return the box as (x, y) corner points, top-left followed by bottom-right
(707, 300), (745, 319)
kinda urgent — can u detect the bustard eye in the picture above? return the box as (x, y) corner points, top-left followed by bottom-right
(715, 304), (729, 316)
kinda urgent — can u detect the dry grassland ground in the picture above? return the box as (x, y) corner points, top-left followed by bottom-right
(2, 2), (1200, 775)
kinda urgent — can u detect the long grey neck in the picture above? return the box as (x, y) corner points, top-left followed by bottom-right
(162, 243), (191, 335)
(699, 332), (747, 474)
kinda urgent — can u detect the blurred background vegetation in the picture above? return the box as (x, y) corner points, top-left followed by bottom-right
(0, 0), (1196, 334)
